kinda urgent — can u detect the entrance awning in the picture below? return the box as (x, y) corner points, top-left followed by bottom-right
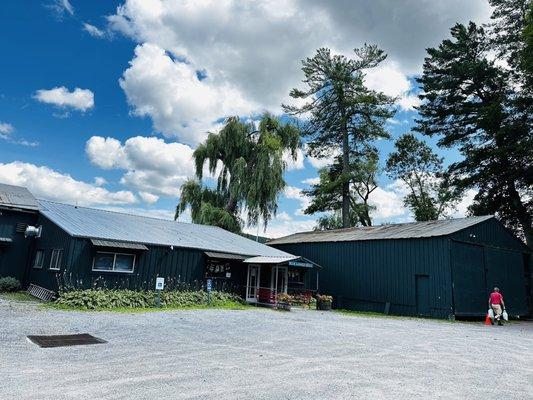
(204, 251), (247, 260)
(243, 255), (320, 268)
(90, 238), (148, 251)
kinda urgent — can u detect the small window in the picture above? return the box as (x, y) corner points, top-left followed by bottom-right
(49, 249), (62, 271)
(92, 252), (135, 273)
(34, 250), (45, 269)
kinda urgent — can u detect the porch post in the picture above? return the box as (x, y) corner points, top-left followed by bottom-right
(274, 265), (278, 303)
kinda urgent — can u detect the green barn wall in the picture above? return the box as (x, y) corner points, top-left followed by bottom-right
(272, 218), (530, 319)
(27, 215), (207, 291)
(0, 209), (38, 282)
(273, 237), (453, 318)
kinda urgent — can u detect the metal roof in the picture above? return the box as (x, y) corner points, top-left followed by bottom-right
(268, 215), (495, 245)
(90, 238), (149, 251)
(243, 255), (300, 264)
(0, 183), (39, 211)
(243, 255), (321, 268)
(38, 200), (293, 258)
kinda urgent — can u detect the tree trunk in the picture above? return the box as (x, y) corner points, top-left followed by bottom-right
(341, 127), (350, 228)
(225, 195), (238, 214)
(508, 182), (533, 248)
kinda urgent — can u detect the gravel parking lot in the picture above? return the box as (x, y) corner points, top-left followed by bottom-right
(1, 298), (532, 400)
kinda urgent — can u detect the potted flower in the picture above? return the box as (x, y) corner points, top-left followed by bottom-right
(316, 294), (333, 311)
(276, 293), (293, 311)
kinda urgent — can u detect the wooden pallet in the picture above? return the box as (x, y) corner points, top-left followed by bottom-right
(27, 284), (56, 302)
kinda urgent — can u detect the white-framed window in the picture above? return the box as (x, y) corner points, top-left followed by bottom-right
(92, 252), (135, 273)
(33, 249), (45, 269)
(49, 249), (62, 271)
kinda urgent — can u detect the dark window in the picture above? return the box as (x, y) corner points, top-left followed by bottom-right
(114, 254), (135, 272)
(34, 250), (45, 269)
(49, 249), (62, 270)
(288, 268), (305, 285)
(92, 252), (134, 273)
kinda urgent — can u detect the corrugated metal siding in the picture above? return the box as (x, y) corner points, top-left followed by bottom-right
(27, 214), (73, 291)
(54, 238), (206, 291)
(451, 218), (530, 252)
(0, 209), (38, 281)
(273, 238), (453, 318)
(27, 215), (206, 291)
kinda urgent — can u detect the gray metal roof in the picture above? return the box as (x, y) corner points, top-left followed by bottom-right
(0, 183), (39, 211)
(38, 200), (293, 258)
(243, 255), (300, 264)
(268, 215), (495, 245)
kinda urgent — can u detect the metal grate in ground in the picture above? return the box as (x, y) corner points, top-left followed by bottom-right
(27, 333), (106, 348)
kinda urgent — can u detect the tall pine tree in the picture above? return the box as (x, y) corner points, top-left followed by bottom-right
(284, 45), (395, 228)
(416, 1), (532, 245)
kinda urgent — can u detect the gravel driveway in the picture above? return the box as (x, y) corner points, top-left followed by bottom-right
(1, 298), (532, 400)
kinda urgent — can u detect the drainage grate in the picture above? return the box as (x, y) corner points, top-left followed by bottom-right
(27, 333), (107, 348)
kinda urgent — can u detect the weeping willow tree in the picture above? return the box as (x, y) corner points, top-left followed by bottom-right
(175, 114), (300, 233)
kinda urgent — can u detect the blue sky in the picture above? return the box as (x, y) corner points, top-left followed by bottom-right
(0, 0), (491, 237)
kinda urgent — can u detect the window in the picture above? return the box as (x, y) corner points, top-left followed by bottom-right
(33, 250), (45, 269)
(92, 252), (135, 273)
(49, 249), (62, 270)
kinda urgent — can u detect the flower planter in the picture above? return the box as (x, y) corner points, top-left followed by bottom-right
(276, 301), (291, 311)
(317, 299), (332, 311)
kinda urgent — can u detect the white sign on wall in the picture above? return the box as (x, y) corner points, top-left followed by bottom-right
(155, 277), (165, 290)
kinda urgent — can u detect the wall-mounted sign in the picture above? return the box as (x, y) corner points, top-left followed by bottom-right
(155, 277), (165, 290)
(288, 260), (313, 268)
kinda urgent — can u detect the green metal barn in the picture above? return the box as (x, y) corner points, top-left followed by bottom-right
(269, 216), (531, 319)
(0, 184), (39, 283)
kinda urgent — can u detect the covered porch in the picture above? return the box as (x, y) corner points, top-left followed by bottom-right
(204, 252), (321, 306)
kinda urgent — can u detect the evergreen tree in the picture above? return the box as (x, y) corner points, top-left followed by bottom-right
(416, 11), (532, 245)
(284, 45), (395, 228)
(386, 133), (459, 221)
(176, 114), (300, 233)
(304, 147), (378, 228)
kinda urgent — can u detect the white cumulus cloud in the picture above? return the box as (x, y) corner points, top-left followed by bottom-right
(119, 43), (258, 144)
(0, 162), (136, 206)
(34, 86), (94, 112)
(108, 0), (490, 135)
(86, 135), (196, 197)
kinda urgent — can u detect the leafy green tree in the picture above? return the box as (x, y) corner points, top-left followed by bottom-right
(386, 133), (459, 221)
(304, 147), (378, 228)
(284, 45), (395, 228)
(416, 15), (532, 245)
(175, 114), (300, 233)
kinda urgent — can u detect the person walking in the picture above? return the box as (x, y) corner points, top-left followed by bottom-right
(489, 287), (506, 326)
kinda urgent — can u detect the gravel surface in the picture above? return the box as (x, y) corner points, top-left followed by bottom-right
(1, 298), (532, 400)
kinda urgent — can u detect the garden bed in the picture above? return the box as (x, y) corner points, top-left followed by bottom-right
(49, 289), (248, 312)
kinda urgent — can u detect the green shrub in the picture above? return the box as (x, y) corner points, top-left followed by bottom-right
(0, 277), (21, 292)
(55, 289), (243, 310)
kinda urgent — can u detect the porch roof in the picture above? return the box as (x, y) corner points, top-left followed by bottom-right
(243, 255), (321, 269)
